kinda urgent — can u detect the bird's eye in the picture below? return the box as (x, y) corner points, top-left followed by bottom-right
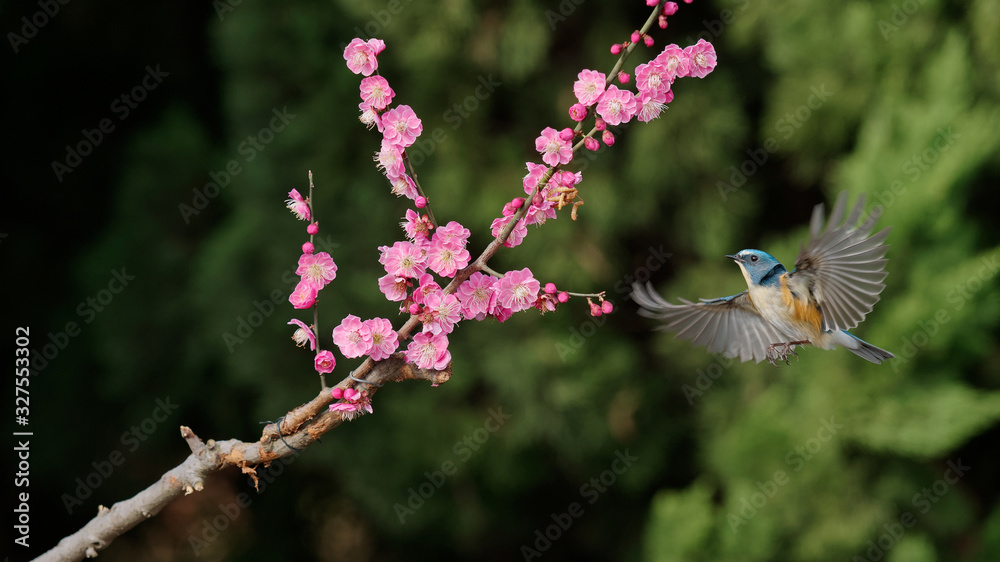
(749, 255), (758, 262)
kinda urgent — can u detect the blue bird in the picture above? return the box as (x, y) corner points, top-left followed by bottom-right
(632, 192), (894, 364)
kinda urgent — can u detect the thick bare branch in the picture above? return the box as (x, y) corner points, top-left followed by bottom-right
(34, 357), (450, 562)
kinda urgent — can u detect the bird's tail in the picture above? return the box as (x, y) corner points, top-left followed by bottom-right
(835, 330), (894, 364)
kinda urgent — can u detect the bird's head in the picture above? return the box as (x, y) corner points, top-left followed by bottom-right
(726, 249), (785, 287)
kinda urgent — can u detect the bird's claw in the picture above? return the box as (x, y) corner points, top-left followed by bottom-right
(766, 342), (800, 366)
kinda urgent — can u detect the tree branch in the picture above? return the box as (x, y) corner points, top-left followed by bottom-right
(34, 356), (450, 562)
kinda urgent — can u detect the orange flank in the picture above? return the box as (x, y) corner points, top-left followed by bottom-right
(780, 274), (822, 331)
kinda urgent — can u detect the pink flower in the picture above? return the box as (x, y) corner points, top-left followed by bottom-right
(635, 60), (672, 96)
(569, 103), (588, 122)
(457, 272), (497, 320)
(286, 189), (311, 221)
(332, 314), (373, 358)
(655, 44), (691, 81)
(535, 127), (573, 167)
(433, 221), (470, 248)
(376, 142), (406, 179)
(411, 274), (441, 305)
(343, 37), (385, 76)
(427, 239), (470, 278)
(329, 387), (373, 420)
(684, 39), (717, 78)
(363, 318), (399, 360)
(288, 319), (317, 351)
(379, 240), (426, 278)
(523, 162), (549, 195)
(596, 85), (638, 126)
(359, 75), (395, 110)
(491, 299), (513, 323)
(377, 273), (410, 302)
(381, 105), (422, 148)
(573, 69), (606, 106)
(421, 292), (461, 335)
(497, 268), (540, 312)
(296, 252), (338, 288)
(405, 332), (451, 370)
(535, 293), (557, 313)
(401, 209), (434, 244)
(358, 102), (382, 131)
(289, 280), (317, 309)
(490, 215), (528, 248)
(314, 350), (337, 374)
(637, 90), (670, 123)
(390, 174), (419, 200)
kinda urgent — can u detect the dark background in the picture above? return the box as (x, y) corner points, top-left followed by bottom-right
(4, 0), (1000, 560)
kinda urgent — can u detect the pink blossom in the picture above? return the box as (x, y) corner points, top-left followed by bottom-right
(635, 60), (672, 96)
(535, 127), (573, 167)
(684, 39), (717, 78)
(288, 319), (317, 351)
(329, 387), (373, 420)
(381, 105), (422, 148)
(491, 299), (513, 323)
(296, 251), (338, 288)
(535, 293), (557, 313)
(363, 317), (399, 360)
(359, 75), (395, 110)
(286, 189), (311, 221)
(289, 280), (317, 309)
(574, 69), (606, 106)
(401, 208), (433, 242)
(343, 37), (385, 76)
(497, 268), (540, 313)
(433, 221), (471, 248)
(376, 141), (406, 178)
(524, 191), (556, 226)
(390, 174), (419, 200)
(637, 90), (670, 123)
(405, 332), (451, 370)
(523, 162), (549, 195)
(655, 44), (691, 81)
(411, 274), (441, 305)
(332, 314), (373, 358)
(457, 272), (497, 320)
(596, 85), (638, 126)
(358, 102), (383, 132)
(490, 214), (528, 248)
(421, 292), (461, 334)
(427, 239), (470, 278)
(314, 350), (336, 374)
(569, 103), (588, 122)
(377, 273), (410, 302)
(379, 240), (426, 278)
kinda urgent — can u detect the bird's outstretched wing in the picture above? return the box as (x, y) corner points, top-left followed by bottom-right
(788, 192), (891, 332)
(631, 282), (794, 363)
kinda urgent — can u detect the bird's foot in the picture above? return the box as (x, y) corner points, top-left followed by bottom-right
(766, 341), (808, 366)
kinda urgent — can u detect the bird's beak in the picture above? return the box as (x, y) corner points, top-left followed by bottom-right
(725, 254), (743, 263)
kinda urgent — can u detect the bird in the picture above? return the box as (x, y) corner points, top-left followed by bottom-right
(632, 192), (894, 365)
